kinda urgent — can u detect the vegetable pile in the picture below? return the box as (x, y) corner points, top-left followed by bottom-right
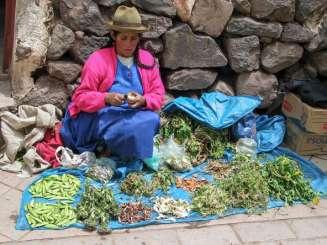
(29, 174), (80, 200)
(25, 201), (76, 228)
(76, 182), (119, 234)
(86, 164), (114, 183)
(152, 167), (176, 192)
(263, 156), (319, 205)
(192, 184), (229, 216)
(158, 112), (232, 166)
(206, 160), (233, 179)
(153, 197), (191, 219)
(176, 176), (208, 192)
(120, 172), (154, 197)
(220, 154), (269, 212)
(118, 202), (152, 224)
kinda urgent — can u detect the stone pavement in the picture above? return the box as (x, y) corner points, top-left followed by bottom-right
(0, 155), (326, 245)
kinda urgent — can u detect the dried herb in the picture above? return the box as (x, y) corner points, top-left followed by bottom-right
(176, 176), (208, 192)
(76, 182), (119, 234)
(152, 167), (176, 192)
(118, 202), (152, 224)
(220, 155), (269, 213)
(86, 164), (114, 183)
(192, 184), (229, 216)
(154, 197), (191, 219)
(262, 156), (319, 205)
(120, 173), (154, 197)
(206, 160), (233, 179)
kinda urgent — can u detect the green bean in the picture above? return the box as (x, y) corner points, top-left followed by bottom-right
(29, 174), (80, 200)
(25, 201), (76, 228)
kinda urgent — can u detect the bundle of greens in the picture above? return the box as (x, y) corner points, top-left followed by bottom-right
(25, 201), (76, 229)
(29, 174), (80, 200)
(76, 182), (119, 234)
(192, 184), (229, 216)
(159, 112), (193, 144)
(158, 112), (232, 165)
(120, 173), (154, 197)
(220, 154), (269, 213)
(262, 156), (319, 205)
(151, 167), (176, 192)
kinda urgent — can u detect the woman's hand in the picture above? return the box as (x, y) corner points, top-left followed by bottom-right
(127, 92), (146, 108)
(105, 92), (125, 106)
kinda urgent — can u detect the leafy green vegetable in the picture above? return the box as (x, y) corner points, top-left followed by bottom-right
(262, 156), (319, 205)
(220, 154), (269, 213)
(120, 173), (154, 197)
(192, 184), (229, 216)
(76, 182), (119, 234)
(152, 167), (176, 192)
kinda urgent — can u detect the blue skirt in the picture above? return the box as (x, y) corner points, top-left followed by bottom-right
(60, 106), (160, 160)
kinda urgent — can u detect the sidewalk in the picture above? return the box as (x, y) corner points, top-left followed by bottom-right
(0, 155), (326, 245)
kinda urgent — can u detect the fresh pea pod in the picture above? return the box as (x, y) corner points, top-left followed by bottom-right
(29, 174), (80, 200)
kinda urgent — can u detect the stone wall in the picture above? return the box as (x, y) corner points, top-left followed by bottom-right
(12, 0), (327, 110)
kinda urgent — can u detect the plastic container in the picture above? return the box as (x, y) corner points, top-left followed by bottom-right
(235, 138), (257, 158)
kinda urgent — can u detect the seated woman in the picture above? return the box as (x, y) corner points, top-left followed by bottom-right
(60, 6), (165, 169)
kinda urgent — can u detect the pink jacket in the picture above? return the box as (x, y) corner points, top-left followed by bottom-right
(68, 47), (165, 118)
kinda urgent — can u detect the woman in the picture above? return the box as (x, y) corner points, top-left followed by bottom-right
(60, 6), (165, 167)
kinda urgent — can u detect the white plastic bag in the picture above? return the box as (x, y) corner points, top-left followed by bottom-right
(158, 137), (192, 172)
(55, 146), (96, 167)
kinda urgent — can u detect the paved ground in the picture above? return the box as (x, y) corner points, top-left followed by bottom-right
(0, 155), (326, 245)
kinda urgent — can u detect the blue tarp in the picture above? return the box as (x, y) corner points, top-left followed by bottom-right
(163, 92), (262, 130)
(16, 92), (327, 230)
(16, 147), (327, 231)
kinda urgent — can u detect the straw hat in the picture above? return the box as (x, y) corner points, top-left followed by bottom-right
(108, 6), (149, 33)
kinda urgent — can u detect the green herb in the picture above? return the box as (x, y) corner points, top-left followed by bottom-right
(159, 112), (193, 144)
(152, 167), (176, 192)
(29, 174), (80, 200)
(76, 181), (119, 234)
(220, 155), (269, 213)
(262, 156), (319, 205)
(192, 184), (229, 216)
(120, 173), (154, 197)
(25, 201), (76, 228)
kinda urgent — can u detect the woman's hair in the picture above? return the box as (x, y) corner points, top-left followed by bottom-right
(110, 31), (156, 70)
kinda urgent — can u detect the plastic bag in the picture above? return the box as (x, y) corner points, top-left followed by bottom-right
(55, 146), (96, 167)
(233, 113), (257, 140)
(235, 138), (257, 158)
(158, 137), (193, 172)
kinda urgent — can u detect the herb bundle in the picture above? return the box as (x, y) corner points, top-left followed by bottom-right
(262, 156), (319, 205)
(120, 173), (154, 197)
(220, 154), (269, 213)
(76, 182), (119, 234)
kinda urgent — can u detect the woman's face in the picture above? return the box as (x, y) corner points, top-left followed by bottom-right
(114, 32), (140, 57)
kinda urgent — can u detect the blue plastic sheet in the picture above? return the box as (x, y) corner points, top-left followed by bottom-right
(16, 147), (327, 231)
(164, 92), (262, 130)
(233, 114), (286, 153)
(256, 115), (286, 153)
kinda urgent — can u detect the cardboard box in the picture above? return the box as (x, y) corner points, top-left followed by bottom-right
(282, 93), (327, 134)
(284, 119), (327, 155)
